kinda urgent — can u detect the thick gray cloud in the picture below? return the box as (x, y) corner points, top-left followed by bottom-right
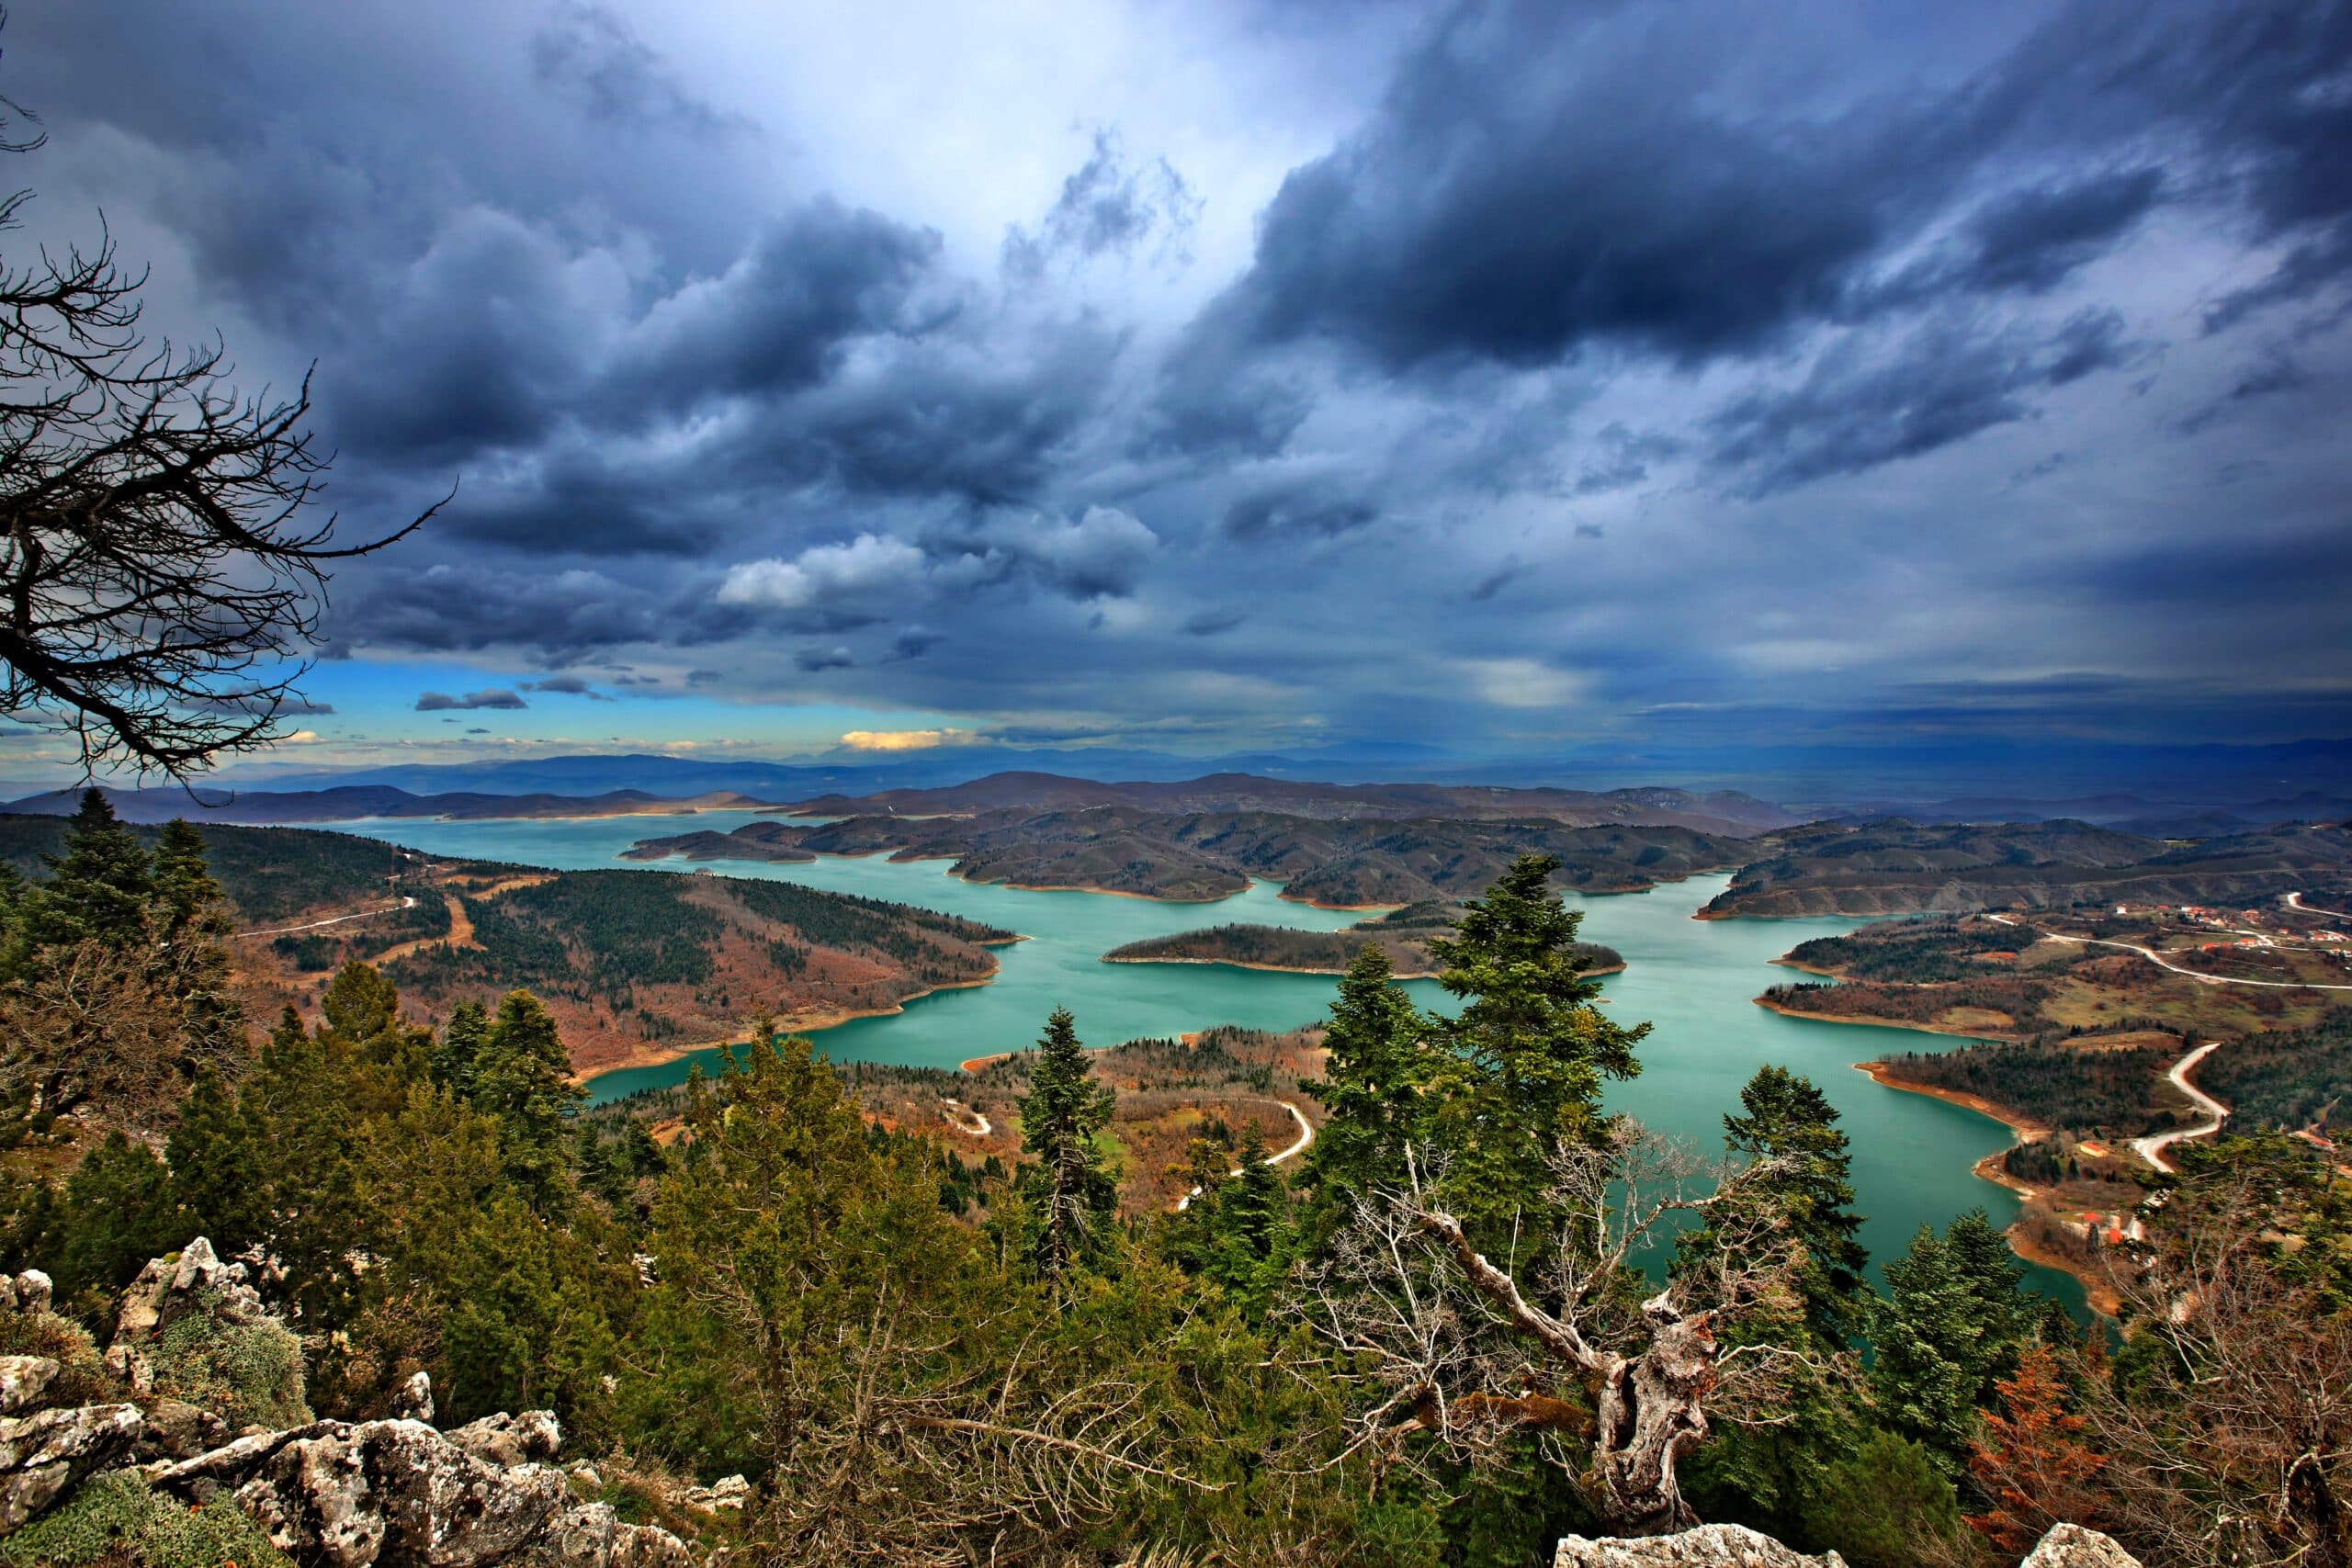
(6, 0), (2347, 765)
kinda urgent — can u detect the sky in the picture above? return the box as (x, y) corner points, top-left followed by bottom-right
(4, 0), (2348, 784)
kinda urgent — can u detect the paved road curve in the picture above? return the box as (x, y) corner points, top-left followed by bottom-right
(1176, 1100), (1314, 1212)
(2130, 1041), (2226, 1174)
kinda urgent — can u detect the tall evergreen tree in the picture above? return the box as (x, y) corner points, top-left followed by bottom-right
(151, 818), (224, 935)
(1420, 853), (1646, 1237)
(1870, 1210), (2039, 1471)
(1675, 1066), (1869, 1348)
(472, 990), (586, 1207)
(1015, 1007), (1116, 1279)
(149, 818), (245, 1060)
(27, 788), (153, 948)
(431, 998), (492, 1100)
(1301, 943), (1429, 1203)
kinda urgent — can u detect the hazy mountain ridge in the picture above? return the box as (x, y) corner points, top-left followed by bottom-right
(1703, 818), (2352, 918)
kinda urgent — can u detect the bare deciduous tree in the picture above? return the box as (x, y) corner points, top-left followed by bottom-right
(743, 1297), (1229, 1568)
(0, 930), (245, 1132)
(2084, 1156), (2352, 1568)
(1302, 1123), (1832, 1535)
(0, 63), (434, 779)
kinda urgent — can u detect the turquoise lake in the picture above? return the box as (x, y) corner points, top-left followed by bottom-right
(324, 810), (2081, 1309)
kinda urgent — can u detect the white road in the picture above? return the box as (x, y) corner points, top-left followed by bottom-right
(2131, 1041), (2226, 1174)
(1175, 1100), (1314, 1212)
(940, 1099), (992, 1138)
(2287, 891), (2352, 921)
(2043, 931), (2352, 991)
(238, 895), (417, 939)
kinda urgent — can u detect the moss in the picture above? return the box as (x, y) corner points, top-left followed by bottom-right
(147, 1292), (308, 1429)
(0, 1306), (113, 1409)
(0, 1471), (293, 1568)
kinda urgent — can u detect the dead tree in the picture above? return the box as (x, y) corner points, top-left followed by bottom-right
(2082, 1149), (2352, 1568)
(1305, 1125), (1824, 1534)
(0, 65), (434, 779)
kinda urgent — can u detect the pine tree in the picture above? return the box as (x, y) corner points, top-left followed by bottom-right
(0, 862), (29, 982)
(472, 990), (585, 1207)
(1015, 1007), (1116, 1279)
(1870, 1211), (2038, 1471)
(432, 998), (492, 1100)
(27, 788), (153, 948)
(1301, 943), (1428, 1202)
(1213, 1120), (1283, 1263)
(148, 818), (244, 1062)
(1675, 1066), (1869, 1348)
(151, 818), (224, 936)
(1420, 852), (1647, 1237)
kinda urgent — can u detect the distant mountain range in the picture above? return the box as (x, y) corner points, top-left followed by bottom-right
(4, 732), (2346, 827)
(775, 772), (1800, 834)
(0, 784), (775, 826)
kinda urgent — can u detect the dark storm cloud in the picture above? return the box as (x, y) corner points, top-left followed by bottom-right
(1185, 0), (2351, 381)
(522, 675), (615, 700)
(1954, 169), (2166, 295)
(11, 0), (2347, 760)
(1193, 3), (1928, 374)
(531, 3), (753, 139)
(339, 565), (672, 660)
(1712, 309), (2141, 495)
(614, 202), (947, 418)
(415, 689), (529, 712)
(1219, 486), (1378, 541)
(887, 626), (945, 660)
(1182, 609), (1245, 637)
(187, 694), (337, 717)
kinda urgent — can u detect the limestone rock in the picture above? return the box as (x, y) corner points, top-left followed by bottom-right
(393, 1368), (435, 1423)
(1555, 1524), (1844, 1568)
(2022, 1526), (2143, 1568)
(148, 1410), (693, 1566)
(0, 1271), (52, 1316)
(1555, 1524), (2141, 1568)
(0, 1402), (142, 1533)
(448, 1407), (562, 1468)
(106, 1235), (309, 1428)
(107, 1235), (272, 1389)
(0, 1357), (58, 1416)
(131, 1396), (230, 1461)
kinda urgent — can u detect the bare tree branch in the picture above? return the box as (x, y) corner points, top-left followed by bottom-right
(0, 53), (434, 780)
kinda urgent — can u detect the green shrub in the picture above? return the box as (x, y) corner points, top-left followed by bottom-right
(0, 1305), (112, 1410)
(1800, 1427), (1966, 1568)
(148, 1293), (308, 1429)
(1, 1470), (292, 1568)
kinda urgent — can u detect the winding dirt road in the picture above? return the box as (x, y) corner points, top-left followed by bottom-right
(1175, 1100), (1313, 1212)
(2131, 1041), (2226, 1174)
(238, 896), (416, 939)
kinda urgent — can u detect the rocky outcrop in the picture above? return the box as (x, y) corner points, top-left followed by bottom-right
(0, 1355), (57, 1415)
(2022, 1526), (2145, 1568)
(148, 1401), (693, 1566)
(0, 1399), (143, 1533)
(0, 1241), (700, 1565)
(105, 1235), (274, 1391)
(1555, 1524), (1847, 1568)
(1555, 1523), (2143, 1568)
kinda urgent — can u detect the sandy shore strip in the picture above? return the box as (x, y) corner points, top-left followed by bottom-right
(573, 973), (1002, 1086)
(1758, 996), (2022, 1042)
(1850, 1059), (2053, 1139)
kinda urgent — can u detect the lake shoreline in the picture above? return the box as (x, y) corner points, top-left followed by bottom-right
(573, 971), (1003, 1087)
